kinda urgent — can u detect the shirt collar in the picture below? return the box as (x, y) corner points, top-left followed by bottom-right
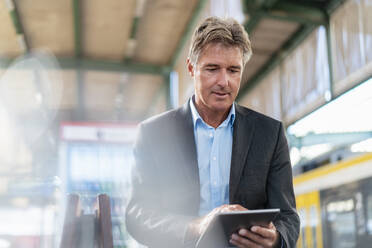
(189, 96), (236, 128)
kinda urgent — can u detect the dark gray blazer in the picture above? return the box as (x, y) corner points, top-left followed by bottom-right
(125, 100), (300, 248)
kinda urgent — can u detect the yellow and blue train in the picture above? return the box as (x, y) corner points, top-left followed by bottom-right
(294, 153), (372, 247)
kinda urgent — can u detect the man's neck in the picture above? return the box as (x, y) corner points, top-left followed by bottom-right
(194, 101), (231, 129)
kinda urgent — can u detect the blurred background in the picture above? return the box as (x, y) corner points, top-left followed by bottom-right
(0, 0), (371, 247)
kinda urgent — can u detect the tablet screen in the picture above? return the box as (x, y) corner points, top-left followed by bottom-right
(196, 209), (280, 248)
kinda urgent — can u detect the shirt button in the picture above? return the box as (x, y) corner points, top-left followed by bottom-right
(209, 133), (213, 138)
(213, 181), (217, 186)
(213, 156), (216, 161)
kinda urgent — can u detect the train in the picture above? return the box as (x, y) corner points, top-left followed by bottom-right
(294, 152), (372, 247)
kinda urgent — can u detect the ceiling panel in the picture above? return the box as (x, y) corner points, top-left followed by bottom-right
(0, 1), (23, 56)
(17, 0), (74, 56)
(133, 0), (198, 65)
(82, 0), (136, 60)
(250, 19), (299, 56)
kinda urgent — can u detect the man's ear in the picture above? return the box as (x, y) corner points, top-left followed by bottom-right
(186, 58), (194, 77)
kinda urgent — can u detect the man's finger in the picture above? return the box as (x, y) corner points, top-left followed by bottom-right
(238, 229), (272, 247)
(220, 204), (248, 213)
(230, 233), (263, 248)
(250, 225), (276, 239)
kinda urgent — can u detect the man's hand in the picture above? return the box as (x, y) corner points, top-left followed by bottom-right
(230, 222), (280, 248)
(187, 205), (280, 248)
(199, 204), (247, 234)
(186, 204), (247, 240)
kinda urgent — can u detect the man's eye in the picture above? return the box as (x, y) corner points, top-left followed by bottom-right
(229, 69), (239, 73)
(206, 68), (217, 72)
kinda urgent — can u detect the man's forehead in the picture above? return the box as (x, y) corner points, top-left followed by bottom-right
(197, 43), (243, 67)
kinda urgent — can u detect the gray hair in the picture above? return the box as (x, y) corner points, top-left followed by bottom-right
(188, 17), (252, 66)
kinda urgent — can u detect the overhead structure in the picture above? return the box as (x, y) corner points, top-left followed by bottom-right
(0, 0), (347, 122)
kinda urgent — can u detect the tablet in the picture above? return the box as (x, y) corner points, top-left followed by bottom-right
(196, 209), (280, 248)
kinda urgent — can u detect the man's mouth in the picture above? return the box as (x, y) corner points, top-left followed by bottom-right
(213, 92), (229, 96)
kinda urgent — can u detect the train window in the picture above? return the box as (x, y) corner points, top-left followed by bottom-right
(367, 195), (372, 234)
(326, 199), (356, 248)
(299, 208), (307, 248)
(309, 206), (318, 248)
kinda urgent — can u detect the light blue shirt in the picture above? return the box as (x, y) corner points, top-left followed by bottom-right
(189, 98), (235, 216)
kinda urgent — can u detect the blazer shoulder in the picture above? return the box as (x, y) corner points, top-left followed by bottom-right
(236, 104), (282, 127)
(139, 105), (189, 134)
(141, 108), (178, 127)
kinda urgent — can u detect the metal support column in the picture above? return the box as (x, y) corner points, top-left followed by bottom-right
(169, 71), (179, 109)
(164, 72), (172, 110)
(325, 19), (335, 100)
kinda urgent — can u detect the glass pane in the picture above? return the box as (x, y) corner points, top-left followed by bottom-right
(281, 26), (330, 124)
(331, 0), (364, 88)
(309, 206), (318, 248)
(367, 195), (372, 234)
(326, 199), (356, 248)
(298, 208), (307, 248)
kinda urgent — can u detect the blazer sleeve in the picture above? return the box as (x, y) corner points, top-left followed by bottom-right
(267, 122), (300, 248)
(125, 123), (194, 247)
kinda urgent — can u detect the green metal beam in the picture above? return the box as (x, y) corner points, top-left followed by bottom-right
(237, 24), (316, 100)
(269, 1), (327, 24)
(272, 1), (326, 16)
(0, 57), (170, 75)
(243, 0), (327, 34)
(264, 0), (279, 8)
(72, 0), (82, 57)
(243, 0), (280, 34)
(124, 16), (139, 61)
(130, 17), (140, 39)
(326, 0), (347, 15)
(65, 58), (170, 75)
(245, 13), (263, 34)
(6, 0), (28, 52)
(243, 0), (264, 11)
(261, 9), (326, 25)
(9, 9), (22, 34)
(168, 0), (208, 69)
(243, 0), (279, 11)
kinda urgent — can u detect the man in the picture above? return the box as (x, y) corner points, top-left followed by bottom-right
(126, 17), (299, 248)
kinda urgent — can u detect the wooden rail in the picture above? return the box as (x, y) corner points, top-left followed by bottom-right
(60, 193), (113, 248)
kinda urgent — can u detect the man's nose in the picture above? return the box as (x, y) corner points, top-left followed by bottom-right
(217, 69), (229, 87)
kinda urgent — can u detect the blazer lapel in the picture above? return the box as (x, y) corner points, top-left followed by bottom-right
(175, 101), (200, 190)
(229, 104), (256, 202)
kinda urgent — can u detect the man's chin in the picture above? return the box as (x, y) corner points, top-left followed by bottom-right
(209, 103), (232, 113)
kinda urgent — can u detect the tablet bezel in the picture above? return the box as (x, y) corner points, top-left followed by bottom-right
(196, 208), (280, 248)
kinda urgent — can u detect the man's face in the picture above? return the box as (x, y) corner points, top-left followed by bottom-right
(188, 43), (243, 114)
